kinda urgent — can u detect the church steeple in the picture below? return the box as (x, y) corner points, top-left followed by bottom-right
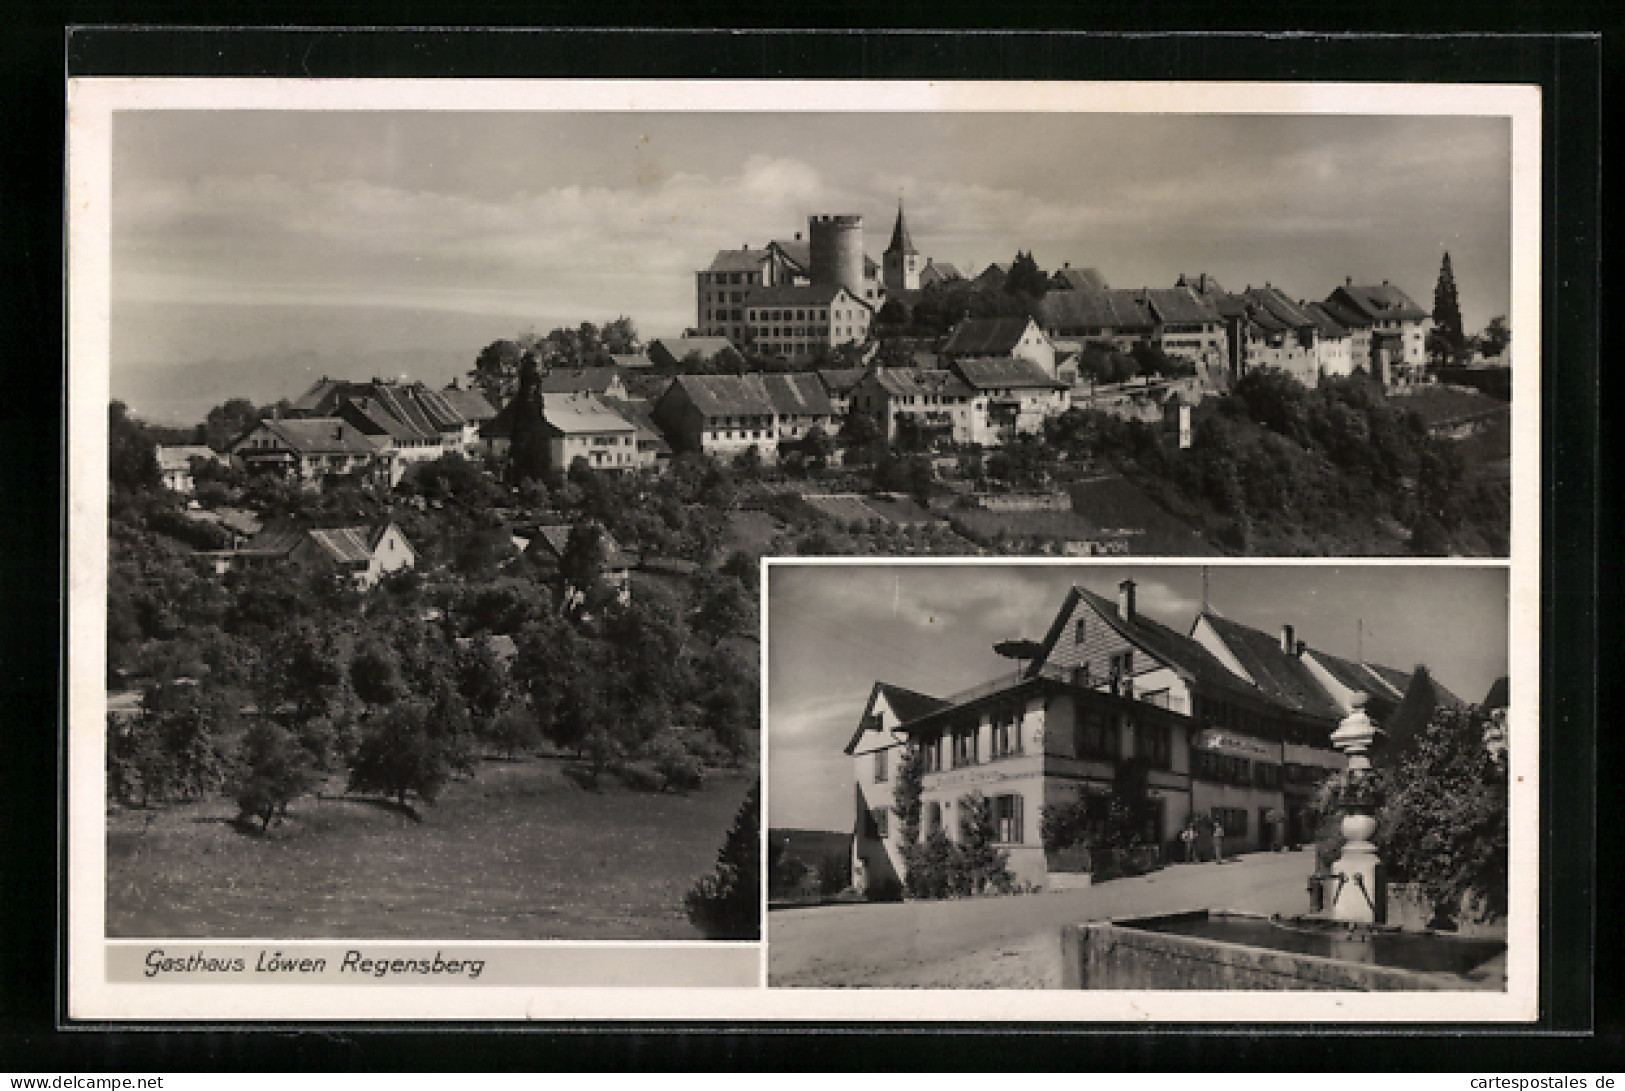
(886, 199), (917, 256)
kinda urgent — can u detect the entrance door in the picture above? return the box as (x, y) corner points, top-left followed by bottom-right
(1258, 807), (1273, 852)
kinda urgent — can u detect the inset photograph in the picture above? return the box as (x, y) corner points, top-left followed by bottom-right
(767, 562), (1511, 990)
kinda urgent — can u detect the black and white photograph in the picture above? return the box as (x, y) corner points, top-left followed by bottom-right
(65, 77), (1540, 1021)
(766, 561), (1526, 1005)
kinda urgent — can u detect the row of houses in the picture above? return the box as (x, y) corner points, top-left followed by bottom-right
(847, 580), (1463, 892)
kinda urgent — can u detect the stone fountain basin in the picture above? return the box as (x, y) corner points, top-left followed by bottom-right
(1061, 910), (1506, 991)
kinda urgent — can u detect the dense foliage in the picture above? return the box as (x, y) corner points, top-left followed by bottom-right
(684, 784), (761, 939)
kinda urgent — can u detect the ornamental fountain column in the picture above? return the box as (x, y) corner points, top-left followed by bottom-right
(1327, 693), (1382, 924)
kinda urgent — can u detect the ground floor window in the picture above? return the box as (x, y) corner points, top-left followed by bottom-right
(992, 793), (1024, 844)
(1210, 806), (1248, 839)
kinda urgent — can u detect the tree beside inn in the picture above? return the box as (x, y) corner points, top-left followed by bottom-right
(847, 579), (1463, 893)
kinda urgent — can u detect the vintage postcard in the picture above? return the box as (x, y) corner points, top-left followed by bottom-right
(66, 78), (1539, 1020)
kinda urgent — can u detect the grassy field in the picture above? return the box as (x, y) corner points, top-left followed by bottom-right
(106, 759), (755, 939)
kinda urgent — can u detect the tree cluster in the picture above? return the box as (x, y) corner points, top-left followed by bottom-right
(889, 748), (1016, 899)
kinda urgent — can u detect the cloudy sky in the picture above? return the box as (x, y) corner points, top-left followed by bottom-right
(112, 110), (1511, 423)
(767, 563), (1509, 831)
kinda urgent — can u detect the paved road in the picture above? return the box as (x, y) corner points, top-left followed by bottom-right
(769, 849), (1317, 988)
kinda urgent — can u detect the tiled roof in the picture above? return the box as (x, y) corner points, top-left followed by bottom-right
(411, 385), (466, 431)
(744, 284), (854, 308)
(1304, 302), (1351, 340)
(1175, 273), (1227, 301)
(541, 394), (637, 436)
(1240, 286), (1319, 333)
(1142, 287), (1222, 326)
(342, 399), (424, 442)
(1053, 267), (1108, 292)
(705, 248), (772, 273)
(923, 260), (962, 281)
(816, 367), (867, 395)
(289, 378), (343, 414)
(761, 373), (835, 417)
(1316, 296), (1372, 330)
(942, 316), (1041, 357)
(607, 351), (654, 370)
(951, 357), (1067, 390)
(877, 681), (949, 723)
(599, 396), (673, 455)
(1047, 586), (1275, 708)
(1036, 289), (1156, 331)
(666, 373), (832, 419)
(248, 418), (384, 456)
(240, 523), (309, 557)
(528, 525), (631, 569)
(293, 379), (468, 441)
(440, 385), (497, 421)
(768, 239), (812, 273)
(536, 367), (625, 395)
(1198, 612), (1346, 721)
(866, 367), (975, 399)
(156, 445), (221, 471)
(1332, 283), (1429, 323)
(666, 374), (777, 418)
(649, 336), (737, 365)
(305, 526), (383, 566)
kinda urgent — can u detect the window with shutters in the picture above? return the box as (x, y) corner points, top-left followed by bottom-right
(993, 794), (1024, 844)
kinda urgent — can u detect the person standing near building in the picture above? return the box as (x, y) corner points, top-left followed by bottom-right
(1212, 820), (1225, 863)
(1181, 822), (1197, 863)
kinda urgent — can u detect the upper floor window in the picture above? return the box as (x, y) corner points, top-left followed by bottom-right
(1139, 720), (1172, 770)
(873, 749), (888, 783)
(919, 736), (941, 774)
(990, 709), (1022, 759)
(1074, 705), (1119, 761)
(952, 724), (977, 768)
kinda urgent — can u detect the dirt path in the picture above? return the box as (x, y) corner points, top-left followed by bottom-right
(769, 849), (1316, 988)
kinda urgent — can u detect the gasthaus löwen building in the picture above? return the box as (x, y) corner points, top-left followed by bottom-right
(845, 580), (1461, 893)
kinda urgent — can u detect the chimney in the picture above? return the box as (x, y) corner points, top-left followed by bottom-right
(1118, 579), (1136, 622)
(1346, 275), (1353, 287)
(795, 231), (802, 241)
(1296, 639), (1307, 657)
(1280, 624), (1295, 654)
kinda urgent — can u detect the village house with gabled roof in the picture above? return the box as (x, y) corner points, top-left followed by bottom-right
(847, 579), (1465, 892)
(598, 395), (673, 471)
(229, 418), (390, 489)
(1227, 286), (1322, 386)
(651, 372), (833, 463)
(524, 524), (633, 606)
(1324, 278), (1431, 386)
(535, 394), (640, 474)
(948, 356), (1071, 445)
(742, 283), (875, 362)
(438, 383), (498, 449)
(236, 521), (414, 589)
(917, 259), (963, 289)
(814, 366), (867, 419)
(155, 445), (227, 495)
(1303, 301), (1355, 379)
(940, 315), (1057, 378)
(1052, 264), (1109, 292)
(847, 366), (979, 447)
(535, 366), (630, 401)
(286, 377), (487, 479)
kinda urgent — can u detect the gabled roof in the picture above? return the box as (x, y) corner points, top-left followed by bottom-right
(663, 374), (777, 418)
(951, 357), (1068, 390)
(1196, 612), (1346, 721)
(527, 525), (631, 569)
(1142, 287), (1222, 326)
(607, 351), (654, 370)
(536, 366), (626, 395)
(1036, 289), (1156, 332)
(760, 373), (834, 417)
(241, 418), (384, 456)
(1316, 296), (1372, 330)
(744, 283), (856, 309)
(941, 315), (1043, 357)
(1331, 283), (1429, 323)
(768, 239), (812, 273)
(1175, 273), (1227, 301)
(599, 396), (673, 454)
(816, 367), (867, 395)
(1482, 676), (1509, 710)
(922, 260), (962, 281)
(541, 394), (637, 436)
(1033, 586), (1276, 709)
(156, 445), (221, 471)
(885, 201), (917, 255)
(864, 367), (975, 400)
(649, 336), (738, 365)
(341, 398), (424, 442)
(292, 378), (468, 441)
(842, 681), (950, 753)
(705, 248), (772, 273)
(240, 522), (308, 557)
(440, 385), (497, 421)
(305, 526), (387, 566)
(1304, 302), (1351, 340)
(1053, 266), (1108, 292)
(1240, 286), (1319, 333)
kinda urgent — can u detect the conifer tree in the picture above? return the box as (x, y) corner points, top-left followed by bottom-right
(506, 351), (549, 487)
(1431, 252), (1465, 364)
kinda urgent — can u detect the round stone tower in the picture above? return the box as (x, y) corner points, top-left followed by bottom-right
(808, 213), (865, 297)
